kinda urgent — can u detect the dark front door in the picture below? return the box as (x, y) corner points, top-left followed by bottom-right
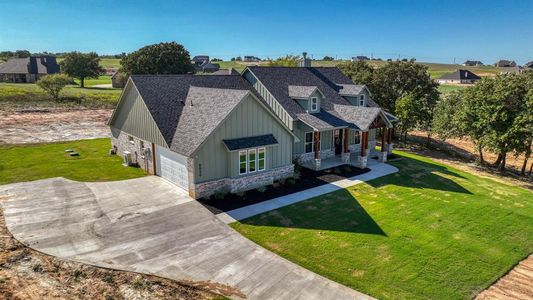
(334, 129), (343, 155)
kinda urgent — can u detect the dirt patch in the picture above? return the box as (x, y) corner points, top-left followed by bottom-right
(0, 207), (222, 300)
(475, 254), (533, 300)
(0, 109), (112, 144)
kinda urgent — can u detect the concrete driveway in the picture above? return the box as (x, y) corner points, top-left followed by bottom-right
(0, 176), (372, 300)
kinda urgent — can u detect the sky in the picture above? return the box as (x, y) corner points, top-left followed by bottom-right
(1, 0), (532, 64)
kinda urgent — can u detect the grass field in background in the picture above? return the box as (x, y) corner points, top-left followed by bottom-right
(232, 151), (533, 300)
(0, 139), (146, 184)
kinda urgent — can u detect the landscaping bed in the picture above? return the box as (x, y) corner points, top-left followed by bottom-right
(198, 164), (370, 214)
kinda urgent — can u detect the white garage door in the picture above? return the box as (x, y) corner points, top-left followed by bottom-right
(156, 146), (189, 191)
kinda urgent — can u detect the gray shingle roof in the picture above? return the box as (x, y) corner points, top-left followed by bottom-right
(223, 134), (278, 151)
(171, 86), (249, 156)
(0, 56), (59, 74)
(212, 68), (240, 75)
(439, 69), (481, 80)
(332, 105), (382, 131)
(288, 85), (322, 99)
(130, 75), (265, 156)
(296, 111), (353, 131)
(337, 84), (365, 96)
(247, 67), (355, 118)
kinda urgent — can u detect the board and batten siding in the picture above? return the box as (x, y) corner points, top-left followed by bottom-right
(243, 69), (293, 130)
(193, 94), (293, 183)
(292, 121), (334, 154)
(109, 81), (167, 147)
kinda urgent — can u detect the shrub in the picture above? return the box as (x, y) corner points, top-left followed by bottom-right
(32, 263), (43, 273)
(36, 74), (71, 101)
(234, 191), (246, 199)
(293, 170), (301, 180)
(213, 188), (229, 200)
(256, 186), (267, 193)
(288, 178), (296, 185)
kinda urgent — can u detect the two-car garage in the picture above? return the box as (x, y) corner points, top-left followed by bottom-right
(155, 145), (189, 192)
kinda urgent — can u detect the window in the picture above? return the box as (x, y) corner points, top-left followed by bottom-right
(239, 150), (247, 175)
(353, 131), (360, 144)
(359, 94), (365, 106)
(258, 148), (265, 171)
(305, 132), (314, 153)
(128, 135), (134, 144)
(239, 148), (266, 175)
(310, 97), (318, 111)
(248, 149), (256, 173)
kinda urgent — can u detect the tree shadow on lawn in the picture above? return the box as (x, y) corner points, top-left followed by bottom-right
(368, 155), (473, 195)
(239, 188), (387, 236)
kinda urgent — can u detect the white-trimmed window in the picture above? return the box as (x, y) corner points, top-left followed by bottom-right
(258, 148), (266, 171)
(310, 97), (318, 111)
(353, 131), (360, 144)
(239, 147), (266, 175)
(359, 94), (365, 106)
(305, 132), (314, 153)
(248, 149), (257, 173)
(239, 150), (247, 175)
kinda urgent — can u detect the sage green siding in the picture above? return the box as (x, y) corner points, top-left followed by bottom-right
(193, 94), (293, 183)
(344, 89), (372, 107)
(243, 69), (293, 130)
(109, 81), (167, 146)
(292, 121), (334, 154)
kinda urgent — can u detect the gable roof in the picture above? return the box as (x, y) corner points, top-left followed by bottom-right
(288, 85), (324, 99)
(439, 69), (481, 80)
(337, 84), (366, 96)
(212, 68), (240, 75)
(0, 56), (59, 75)
(171, 86), (250, 156)
(246, 66), (358, 118)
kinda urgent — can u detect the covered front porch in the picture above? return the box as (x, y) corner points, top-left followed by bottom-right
(300, 151), (383, 170)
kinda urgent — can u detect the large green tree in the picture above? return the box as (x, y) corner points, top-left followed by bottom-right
(120, 42), (193, 75)
(267, 55), (300, 67)
(60, 52), (103, 88)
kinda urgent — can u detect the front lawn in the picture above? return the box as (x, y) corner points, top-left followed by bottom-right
(0, 139), (146, 185)
(231, 151), (533, 299)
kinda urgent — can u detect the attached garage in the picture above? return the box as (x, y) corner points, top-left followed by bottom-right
(155, 145), (189, 191)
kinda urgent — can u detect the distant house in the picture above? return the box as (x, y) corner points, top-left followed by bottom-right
(0, 56), (59, 83)
(463, 60), (483, 66)
(111, 71), (126, 88)
(524, 61), (533, 69)
(212, 68), (240, 75)
(352, 56), (370, 62)
(494, 60), (517, 67)
(192, 55), (210, 65)
(243, 56), (261, 62)
(500, 66), (524, 75)
(437, 69), (481, 84)
(199, 62), (220, 73)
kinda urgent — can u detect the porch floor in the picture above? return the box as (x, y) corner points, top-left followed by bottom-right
(300, 150), (381, 171)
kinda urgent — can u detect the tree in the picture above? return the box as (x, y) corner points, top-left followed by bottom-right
(395, 93), (421, 143)
(267, 55), (300, 67)
(323, 56), (334, 61)
(60, 52), (103, 88)
(15, 50), (31, 58)
(36, 74), (70, 101)
(120, 42), (193, 75)
(337, 60), (374, 87)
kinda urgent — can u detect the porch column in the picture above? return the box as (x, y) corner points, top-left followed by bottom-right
(357, 131), (368, 169)
(314, 131), (321, 170)
(386, 127), (394, 155)
(342, 129), (350, 163)
(379, 127), (388, 162)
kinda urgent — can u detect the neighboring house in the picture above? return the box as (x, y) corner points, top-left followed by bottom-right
(0, 56), (59, 83)
(212, 68), (240, 75)
(192, 55), (209, 65)
(109, 63), (397, 199)
(500, 66), (524, 75)
(437, 69), (481, 84)
(111, 71), (126, 88)
(200, 62), (220, 73)
(494, 60), (517, 67)
(352, 56), (370, 62)
(524, 61), (533, 69)
(244, 56), (261, 62)
(463, 60), (483, 66)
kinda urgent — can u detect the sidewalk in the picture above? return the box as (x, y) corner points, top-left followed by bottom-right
(216, 160), (399, 224)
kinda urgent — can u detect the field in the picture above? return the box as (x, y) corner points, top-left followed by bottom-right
(231, 151), (533, 300)
(0, 82), (121, 110)
(0, 139), (146, 184)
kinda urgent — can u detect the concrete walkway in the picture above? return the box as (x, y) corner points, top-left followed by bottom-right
(217, 160), (398, 224)
(0, 177), (373, 300)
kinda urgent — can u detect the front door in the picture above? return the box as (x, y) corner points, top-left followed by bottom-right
(334, 129), (343, 155)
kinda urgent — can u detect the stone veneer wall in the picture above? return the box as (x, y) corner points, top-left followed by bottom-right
(110, 128), (155, 174)
(193, 164), (294, 199)
(292, 149), (335, 163)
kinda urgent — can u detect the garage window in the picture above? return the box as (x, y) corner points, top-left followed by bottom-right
(239, 150), (247, 175)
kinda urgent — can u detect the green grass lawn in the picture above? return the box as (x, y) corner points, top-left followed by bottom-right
(231, 151), (533, 299)
(0, 82), (121, 110)
(0, 139), (146, 184)
(438, 84), (469, 94)
(73, 75), (112, 86)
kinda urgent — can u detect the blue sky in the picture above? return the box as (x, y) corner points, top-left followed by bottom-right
(1, 0), (532, 64)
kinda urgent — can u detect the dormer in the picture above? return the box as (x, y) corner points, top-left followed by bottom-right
(288, 85), (324, 113)
(338, 84), (369, 107)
